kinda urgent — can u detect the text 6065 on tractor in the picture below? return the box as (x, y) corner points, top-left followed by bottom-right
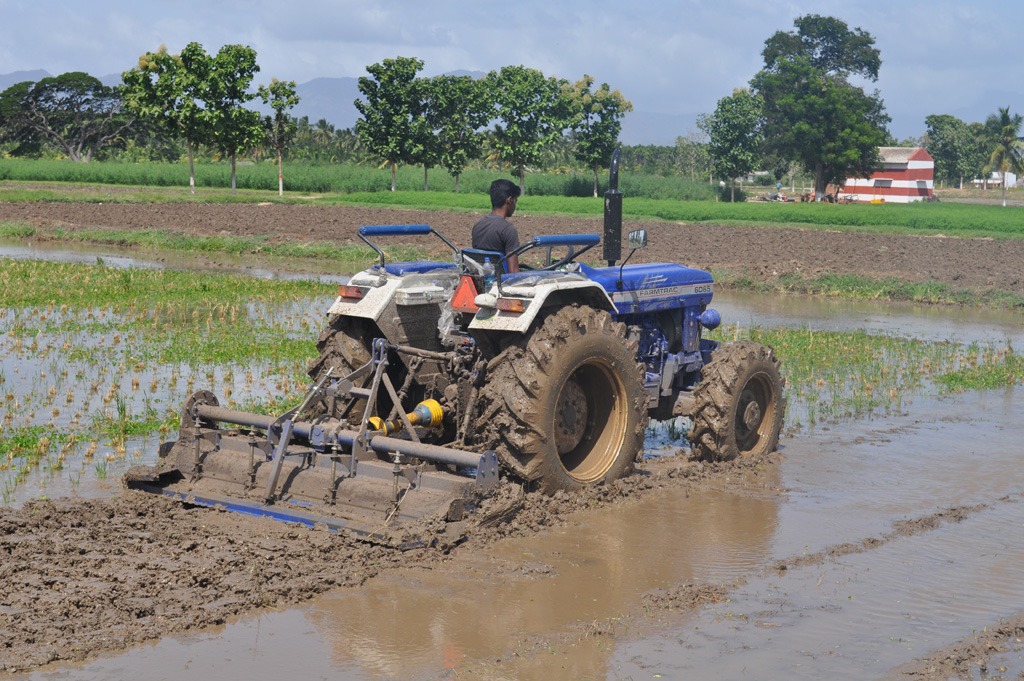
(129, 151), (785, 539)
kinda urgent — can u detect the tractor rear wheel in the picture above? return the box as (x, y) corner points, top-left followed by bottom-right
(475, 305), (648, 493)
(308, 315), (374, 382)
(307, 316), (374, 420)
(688, 340), (785, 461)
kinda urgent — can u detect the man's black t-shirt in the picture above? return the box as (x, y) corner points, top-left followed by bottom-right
(471, 214), (519, 255)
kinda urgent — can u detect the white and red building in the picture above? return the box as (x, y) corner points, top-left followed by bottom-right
(841, 147), (934, 203)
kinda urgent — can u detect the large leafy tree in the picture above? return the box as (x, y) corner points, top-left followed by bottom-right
(706, 88), (762, 202)
(981, 107), (1024, 207)
(205, 44), (263, 195)
(257, 78), (300, 196)
(423, 74), (491, 193)
(485, 65), (576, 193)
(762, 14), (881, 79)
(354, 56), (425, 192)
(752, 15), (889, 200)
(568, 75), (633, 197)
(924, 114), (973, 188)
(122, 43), (213, 193)
(0, 72), (133, 162)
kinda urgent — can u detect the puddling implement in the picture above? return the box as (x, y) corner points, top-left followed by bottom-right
(125, 339), (499, 544)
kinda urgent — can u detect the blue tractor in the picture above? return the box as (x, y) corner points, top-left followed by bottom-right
(306, 149), (785, 493)
(135, 152), (784, 534)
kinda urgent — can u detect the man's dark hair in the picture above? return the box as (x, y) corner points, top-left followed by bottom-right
(489, 178), (521, 209)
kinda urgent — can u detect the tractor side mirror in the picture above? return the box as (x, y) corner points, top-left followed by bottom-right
(616, 229), (649, 291)
(627, 229), (648, 250)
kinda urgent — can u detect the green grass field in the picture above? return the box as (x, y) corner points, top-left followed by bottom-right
(2, 157), (1022, 239)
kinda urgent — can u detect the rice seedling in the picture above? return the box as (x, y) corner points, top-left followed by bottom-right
(2, 255), (1021, 502)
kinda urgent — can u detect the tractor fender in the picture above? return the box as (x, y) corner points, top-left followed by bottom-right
(468, 279), (615, 334)
(327, 268), (460, 321)
(326, 274), (403, 321)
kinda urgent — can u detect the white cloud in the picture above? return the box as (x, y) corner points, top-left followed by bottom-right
(2, 0), (1021, 139)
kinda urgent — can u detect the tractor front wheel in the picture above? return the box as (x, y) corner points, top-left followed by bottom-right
(688, 340), (785, 461)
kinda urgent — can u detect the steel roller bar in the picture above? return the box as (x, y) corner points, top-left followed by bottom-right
(194, 404), (488, 469)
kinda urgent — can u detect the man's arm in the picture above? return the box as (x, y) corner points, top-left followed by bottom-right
(506, 254), (519, 273)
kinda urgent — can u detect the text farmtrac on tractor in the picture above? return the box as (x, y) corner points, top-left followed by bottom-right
(125, 150), (785, 544)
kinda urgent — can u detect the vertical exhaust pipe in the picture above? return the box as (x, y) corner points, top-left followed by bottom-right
(603, 147), (623, 266)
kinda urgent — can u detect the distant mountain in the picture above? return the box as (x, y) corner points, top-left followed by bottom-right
(0, 69), (51, 91)
(287, 76), (361, 129)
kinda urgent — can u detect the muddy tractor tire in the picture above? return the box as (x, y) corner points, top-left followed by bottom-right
(307, 315), (375, 419)
(476, 305), (648, 493)
(688, 340), (786, 462)
(308, 315), (374, 382)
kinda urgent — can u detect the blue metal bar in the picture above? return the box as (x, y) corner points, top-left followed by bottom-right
(136, 484), (427, 549)
(358, 224), (432, 237)
(530, 234), (600, 248)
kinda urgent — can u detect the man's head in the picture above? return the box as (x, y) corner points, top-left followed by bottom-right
(489, 178), (521, 216)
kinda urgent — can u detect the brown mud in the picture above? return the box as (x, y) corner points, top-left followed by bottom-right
(0, 453), (768, 672)
(2, 201), (1023, 294)
(1, 443), (1004, 674)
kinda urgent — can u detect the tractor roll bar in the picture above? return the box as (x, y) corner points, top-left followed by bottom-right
(358, 224), (460, 270)
(494, 234), (599, 295)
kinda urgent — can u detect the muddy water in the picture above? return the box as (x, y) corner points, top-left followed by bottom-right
(611, 387), (1024, 681)
(0, 240), (350, 283)
(26, 385), (1023, 680)
(0, 294), (328, 507)
(717, 288), (1024, 347)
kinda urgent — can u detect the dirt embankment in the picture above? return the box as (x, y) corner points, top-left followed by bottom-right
(2, 201), (1023, 295)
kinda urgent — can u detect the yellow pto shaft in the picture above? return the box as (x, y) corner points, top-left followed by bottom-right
(367, 399), (444, 436)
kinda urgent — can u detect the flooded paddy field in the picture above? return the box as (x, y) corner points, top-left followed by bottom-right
(1, 246), (1023, 680)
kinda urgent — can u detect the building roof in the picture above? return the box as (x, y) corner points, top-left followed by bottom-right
(878, 147), (933, 164)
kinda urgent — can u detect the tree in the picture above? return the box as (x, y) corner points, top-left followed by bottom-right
(423, 74), (491, 193)
(981, 106), (1024, 207)
(706, 88), (762, 202)
(205, 44), (263, 195)
(0, 72), (133, 162)
(966, 121), (993, 188)
(485, 65), (576, 193)
(258, 78), (300, 196)
(122, 43), (214, 193)
(568, 75), (633, 197)
(762, 14), (880, 80)
(924, 114), (972, 188)
(354, 56), (425, 192)
(410, 77), (441, 192)
(752, 15), (889, 200)
(675, 130), (710, 183)
(695, 113), (716, 184)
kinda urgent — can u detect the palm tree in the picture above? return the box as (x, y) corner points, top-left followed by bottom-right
(982, 107), (1024, 206)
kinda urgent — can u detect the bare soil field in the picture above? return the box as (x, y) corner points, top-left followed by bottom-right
(2, 201), (1023, 294)
(2, 200), (1024, 677)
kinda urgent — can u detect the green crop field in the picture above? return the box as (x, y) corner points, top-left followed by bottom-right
(2, 157), (1021, 239)
(2, 258), (1021, 503)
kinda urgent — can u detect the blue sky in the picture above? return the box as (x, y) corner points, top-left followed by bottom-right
(1, 0), (1021, 141)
